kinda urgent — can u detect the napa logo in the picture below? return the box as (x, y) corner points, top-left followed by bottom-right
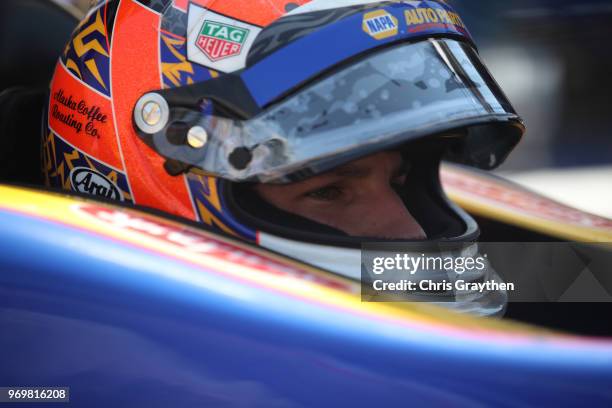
(70, 167), (123, 201)
(362, 10), (399, 40)
(196, 20), (250, 61)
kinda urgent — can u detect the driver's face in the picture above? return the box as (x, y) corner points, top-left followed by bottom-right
(254, 151), (427, 239)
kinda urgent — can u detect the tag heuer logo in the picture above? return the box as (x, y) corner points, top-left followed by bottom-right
(196, 21), (250, 61)
(187, 4), (263, 73)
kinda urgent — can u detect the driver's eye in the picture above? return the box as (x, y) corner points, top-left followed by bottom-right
(391, 161), (410, 188)
(305, 185), (343, 201)
(391, 173), (407, 188)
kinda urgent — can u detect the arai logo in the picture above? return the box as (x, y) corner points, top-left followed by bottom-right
(70, 167), (123, 201)
(362, 10), (399, 40)
(196, 21), (250, 61)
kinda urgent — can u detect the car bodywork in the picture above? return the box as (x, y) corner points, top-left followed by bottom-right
(1, 0), (612, 406)
(1, 165), (612, 407)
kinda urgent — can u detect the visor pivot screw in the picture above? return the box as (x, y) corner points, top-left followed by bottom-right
(187, 126), (208, 149)
(134, 93), (170, 135)
(142, 101), (162, 126)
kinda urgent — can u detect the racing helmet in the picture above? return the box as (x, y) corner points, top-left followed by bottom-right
(44, 0), (524, 313)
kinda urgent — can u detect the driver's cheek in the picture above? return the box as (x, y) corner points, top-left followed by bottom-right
(339, 185), (427, 240)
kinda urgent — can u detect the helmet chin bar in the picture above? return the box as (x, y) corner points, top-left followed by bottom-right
(256, 233), (507, 317)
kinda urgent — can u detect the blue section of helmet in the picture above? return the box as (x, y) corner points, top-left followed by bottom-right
(61, 7), (111, 97)
(157, 28), (254, 240)
(185, 174), (257, 242)
(43, 131), (133, 202)
(242, 1), (472, 108)
(217, 182), (257, 241)
(160, 31), (216, 88)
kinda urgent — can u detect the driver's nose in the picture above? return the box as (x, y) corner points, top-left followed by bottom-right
(355, 184), (427, 240)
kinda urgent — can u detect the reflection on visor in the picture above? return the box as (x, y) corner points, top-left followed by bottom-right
(146, 39), (522, 182)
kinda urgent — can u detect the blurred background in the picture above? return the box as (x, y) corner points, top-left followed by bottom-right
(57, 0), (612, 218)
(453, 0), (612, 218)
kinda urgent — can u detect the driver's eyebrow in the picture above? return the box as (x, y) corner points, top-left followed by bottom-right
(332, 163), (372, 178)
(331, 155), (408, 179)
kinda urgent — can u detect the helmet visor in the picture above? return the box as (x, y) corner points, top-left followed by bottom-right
(146, 38), (523, 182)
